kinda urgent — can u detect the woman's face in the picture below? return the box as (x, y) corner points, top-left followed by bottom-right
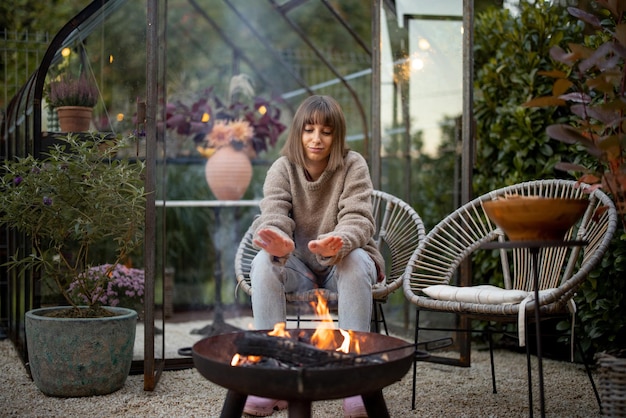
(301, 123), (333, 166)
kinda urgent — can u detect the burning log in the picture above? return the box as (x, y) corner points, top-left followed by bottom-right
(234, 332), (384, 368)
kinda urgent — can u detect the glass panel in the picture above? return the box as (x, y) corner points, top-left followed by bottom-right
(380, 0), (462, 228)
(38, 1), (152, 368)
(380, 0), (463, 333)
(158, 0), (373, 363)
(43, 3), (147, 137)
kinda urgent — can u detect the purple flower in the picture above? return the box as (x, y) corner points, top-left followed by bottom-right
(43, 196), (53, 206)
(69, 263), (145, 308)
(13, 176), (22, 186)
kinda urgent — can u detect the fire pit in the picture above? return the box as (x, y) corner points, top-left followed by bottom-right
(192, 329), (414, 418)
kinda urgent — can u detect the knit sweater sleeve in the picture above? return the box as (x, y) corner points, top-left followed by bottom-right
(250, 157), (295, 254)
(316, 152), (377, 266)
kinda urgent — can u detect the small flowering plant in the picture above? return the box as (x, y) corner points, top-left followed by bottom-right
(197, 119), (255, 158)
(69, 264), (145, 312)
(0, 133), (146, 318)
(47, 74), (98, 108)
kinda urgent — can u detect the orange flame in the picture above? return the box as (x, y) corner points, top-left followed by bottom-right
(231, 291), (362, 366)
(268, 322), (291, 338)
(231, 353), (262, 366)
(309, 290), (339, 350)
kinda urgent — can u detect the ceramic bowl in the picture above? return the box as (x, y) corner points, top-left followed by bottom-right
(482, 196), (588, 241)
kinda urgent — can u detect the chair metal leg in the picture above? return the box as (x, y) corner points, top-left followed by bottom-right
(376, 303), (389, 335)
(576, 339), (602, 412)
(488, 326), (497, 394)
(412, 307), (420, 410)
(372, 301), (380, 333)
(525, 318), (534, 418)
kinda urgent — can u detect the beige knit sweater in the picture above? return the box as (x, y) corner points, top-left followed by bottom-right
(251, 150), (385, 281)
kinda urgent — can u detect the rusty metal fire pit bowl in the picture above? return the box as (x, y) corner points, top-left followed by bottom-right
(192, 329), (414, 418)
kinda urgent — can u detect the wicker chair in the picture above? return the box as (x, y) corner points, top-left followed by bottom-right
(403, 179), (617, 412)
(234, 190), (426, 333)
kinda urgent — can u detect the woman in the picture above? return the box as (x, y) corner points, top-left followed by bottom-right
(244, 95), (383, 418)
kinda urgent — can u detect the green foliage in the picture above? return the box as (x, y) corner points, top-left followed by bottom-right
(473, 1), (626, 358)
(0, 1), (85, 109)
(0, 133), (146, 315)
(574, 232), (626, 355)
(473, 1), (584, 196)
(473, 2), (583, 294)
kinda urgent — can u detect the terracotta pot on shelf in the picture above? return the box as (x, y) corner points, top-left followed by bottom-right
(204, 145), (253, 200)
(56, 106), (93, 132)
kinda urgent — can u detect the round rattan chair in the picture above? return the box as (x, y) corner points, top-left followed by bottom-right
(403, 179), (618, 413)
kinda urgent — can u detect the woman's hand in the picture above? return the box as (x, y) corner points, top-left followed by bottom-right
(308, 236), (343, 257)
(253, 228), (295, 257)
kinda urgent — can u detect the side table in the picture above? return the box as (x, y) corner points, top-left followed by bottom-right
(481, 239), (586, 418)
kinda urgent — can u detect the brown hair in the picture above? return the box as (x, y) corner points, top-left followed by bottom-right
(280, 95), (348, 172)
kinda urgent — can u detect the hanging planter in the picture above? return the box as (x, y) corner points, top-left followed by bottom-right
(204, 145), (252, 200)
(48, 74), (98, 133)
(57, 106), (93, 132)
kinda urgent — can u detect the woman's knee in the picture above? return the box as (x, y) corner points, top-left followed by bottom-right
(335, 249), (376, 283)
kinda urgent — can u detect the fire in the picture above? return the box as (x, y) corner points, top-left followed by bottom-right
(231, 290), (360, 366)
(231, 353), (262, 366)
(309, 290), (338, 350)
(268, 322), (291, 338)
(307, 290), (360, 354)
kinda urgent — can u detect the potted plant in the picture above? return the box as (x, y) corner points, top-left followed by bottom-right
(523, 0), (626, 229)
(0, 133), (146, 397)
(47, 73), (99, 132)
(164, 74), (286, 199)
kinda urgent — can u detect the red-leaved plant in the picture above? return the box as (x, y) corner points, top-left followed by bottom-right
(524, 0), (626, 226)
(165, 74), (286, 158)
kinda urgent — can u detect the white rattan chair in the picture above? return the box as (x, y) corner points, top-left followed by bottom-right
(234, 190), (426, 333)
(403, 179), (617, 413)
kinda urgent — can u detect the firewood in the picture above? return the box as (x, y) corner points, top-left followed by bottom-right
(234, 332), (356, 367)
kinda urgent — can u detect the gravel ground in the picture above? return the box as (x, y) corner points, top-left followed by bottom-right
(0, 325), (601, 418)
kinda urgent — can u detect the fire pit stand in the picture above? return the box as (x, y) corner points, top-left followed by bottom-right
(218, 388), (390, 418)
(192, 329), (415, 418)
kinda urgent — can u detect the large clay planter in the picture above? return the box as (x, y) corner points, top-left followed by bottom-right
(56, 106), (93, 132)
(204, 145), (253, 200)
(25, 306), (137, 397)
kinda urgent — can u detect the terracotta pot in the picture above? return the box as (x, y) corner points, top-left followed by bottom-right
(57, 106), (93, 132)
(204, 145), (253, 200)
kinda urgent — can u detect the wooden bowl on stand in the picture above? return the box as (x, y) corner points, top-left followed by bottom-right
(483, 196), (588, 241)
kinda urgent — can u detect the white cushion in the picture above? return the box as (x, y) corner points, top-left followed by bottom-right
(422, 284), (529, 304)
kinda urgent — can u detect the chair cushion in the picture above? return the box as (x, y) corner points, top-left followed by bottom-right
(422, 284), (530, 304)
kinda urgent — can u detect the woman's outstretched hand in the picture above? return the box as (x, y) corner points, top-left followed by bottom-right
(253, 228), (295, 257)
(308, 236), (343, 257)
